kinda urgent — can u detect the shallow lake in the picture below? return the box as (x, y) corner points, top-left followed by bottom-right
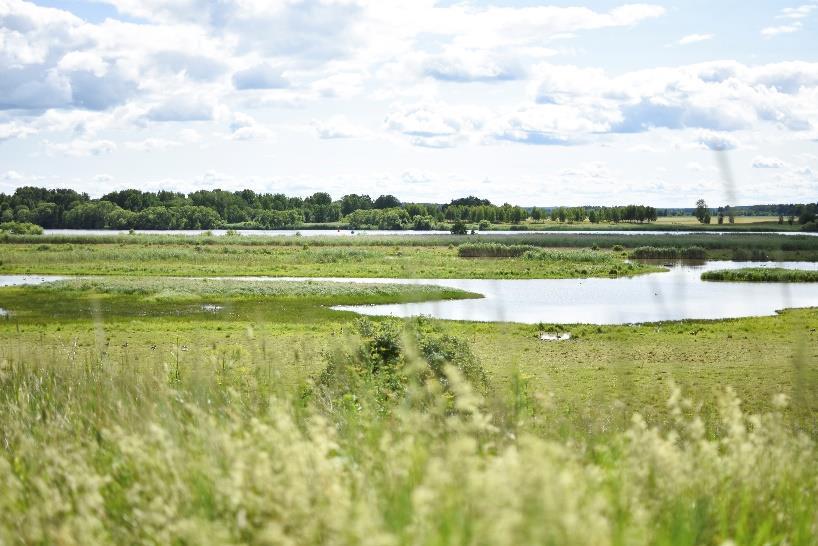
(41, 228), (817, 238)
(2, 263), (818, 325)
(330, 261), (818, 324)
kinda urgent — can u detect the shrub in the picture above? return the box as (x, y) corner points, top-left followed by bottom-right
(450, 220), (468, 235)
(0, 221), (44, 235)
(315, 318), (488, 411)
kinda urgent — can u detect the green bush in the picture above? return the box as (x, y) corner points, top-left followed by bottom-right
(315, 318), (488, 411)
(0, 221), (43, 235)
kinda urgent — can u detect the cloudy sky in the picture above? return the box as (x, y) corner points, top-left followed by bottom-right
(1, 0), (817, 206)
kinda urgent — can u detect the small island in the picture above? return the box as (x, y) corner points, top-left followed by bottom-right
(702, 268), (818, 282)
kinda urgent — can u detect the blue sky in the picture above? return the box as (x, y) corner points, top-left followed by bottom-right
(1, 0), (817, 206)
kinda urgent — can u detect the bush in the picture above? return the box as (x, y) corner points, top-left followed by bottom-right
(0, 221), (43, 235)
(478, 220), (491, 230)
(801, 221), (818, 232)
(450, 220), (468, 235)
(315, 318), (488, 411)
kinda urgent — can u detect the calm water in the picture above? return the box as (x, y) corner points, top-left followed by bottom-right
(331, 261), (818, 324)
(2, 264), (818, 325)
(41, 228), (817, 238)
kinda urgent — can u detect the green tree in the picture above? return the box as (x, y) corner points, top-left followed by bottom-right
(694, 199), (710, 224)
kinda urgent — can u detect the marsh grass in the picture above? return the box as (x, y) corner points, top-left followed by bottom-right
(0, 242), (661, 278)
(702, 268), (818, 282)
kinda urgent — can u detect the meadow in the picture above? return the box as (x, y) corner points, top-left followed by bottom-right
(1, 235), (817, 544)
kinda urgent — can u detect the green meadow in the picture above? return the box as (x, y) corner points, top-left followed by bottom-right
(1, 235), (817, 545)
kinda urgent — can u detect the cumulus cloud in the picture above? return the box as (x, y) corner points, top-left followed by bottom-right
(384, 104), (486, 148)
(697, 130), (737, 151)
(124, 138), (181, 151)
(531, 61), (818, 135)
(778, 4), (817, 19)
(145, 97), (214, 122)
(50, 139), (117, 157)
(762, 22), (802, 38)
(752, 156), (786, 168)
(2, 170), (23, 181)
(0, 122), (35, 141)
(313, 116), (367, 139)
(232, 64), (289, 90)
(227, 112), (272, 140)
(677, 33), (714, 45)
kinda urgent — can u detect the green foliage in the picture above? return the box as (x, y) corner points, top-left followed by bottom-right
(702, 268), (818, 282)
(694, 199), (711, 224)
(458, 243), (537, 257)
(630, 246), (708, 260)
(345, 207), (410, 230)
(0, 221), (43, 235)
(315, 318), (488, 411)
(450, 220), (468, 235)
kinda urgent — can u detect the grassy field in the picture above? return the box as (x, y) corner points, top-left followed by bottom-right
(2, 235), (818, 544)
(703, 268), (818, 282)
(1, 277), (817, 544)
(2, 232), (818, 279)
(0, 241), (659, 278)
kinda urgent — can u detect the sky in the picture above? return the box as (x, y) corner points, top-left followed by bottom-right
(1, 0), (817, 207)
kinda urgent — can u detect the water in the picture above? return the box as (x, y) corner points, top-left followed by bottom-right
(0, 275), (65, 287)
(2, 265), (818, 325)
(331, 261), (818, 324)
(41, 228), (817, 238)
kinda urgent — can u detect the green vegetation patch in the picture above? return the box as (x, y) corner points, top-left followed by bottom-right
(0, 242), (660, 279)
(629, 246), (707, 260)
(702, 268), (818, 282)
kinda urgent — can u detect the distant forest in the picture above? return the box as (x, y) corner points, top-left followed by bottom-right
(0, 186), (813, 230)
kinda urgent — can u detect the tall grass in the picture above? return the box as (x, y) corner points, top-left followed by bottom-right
(5, 232), (818, 252)
(702, 268), (818, 282)
(1, 320), (816, 545)
(629, 246), (707, 260)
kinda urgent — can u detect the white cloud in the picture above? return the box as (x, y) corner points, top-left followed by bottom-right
(50, 139), (117, 157)
(752, 156), (786, 168)
(0, 122), (35, 141)
(227, 112), (273, 140)
(313, 116), (367, 139)
(232, 64), (289, 90)
(778, 4), (817, 19)
(677, 33), (714, 45)
(124, 138), (181, 151)
(697, 130), (737, 151)
(762, 22), (803, 38)
(384, 103), (485, 148)
(145, 96), (215, 122)
(2, 170), (23, 181)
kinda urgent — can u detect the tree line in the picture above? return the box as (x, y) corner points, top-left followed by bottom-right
(1, 186), (664, 230)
